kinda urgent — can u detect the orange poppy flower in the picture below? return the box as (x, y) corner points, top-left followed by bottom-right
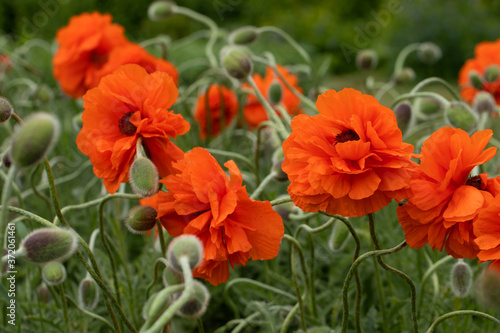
(194, 84), (239, 139)
(0, 54), (12, 72)
(76, 64), (190, 194)
(458, 39), (500, 105)
(53, 12), (130, 98)
(282, 88), (416, 217)
(243, 65), (302, 128)
(155, 147), (284, 286)
(474, 196), (500, 262)
(397, 127), (500, 259)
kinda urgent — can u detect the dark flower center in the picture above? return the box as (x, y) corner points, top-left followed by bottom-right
(335, 129), (360, 144)
(465, 175), (483, 190)
(118, 112), (137, 136)
(90, 51), (108, 66)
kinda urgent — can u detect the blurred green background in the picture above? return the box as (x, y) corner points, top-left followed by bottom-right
(0, 0), (499, 80)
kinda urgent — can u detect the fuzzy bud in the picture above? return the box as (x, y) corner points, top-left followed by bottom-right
(417, 42), (442, 64)
(272, 159), (288, 182)
(220, 46), (253, 80)
(415, 96), (443, 116)
(484, 65), (500, 83)
(163, 262), (184, 286)
(328, 221), (350, 252)
(148, 1), (177, 21)
(167, 234), (204, 273)
(229, 26), (259, 45)
(444, 101), (478, 132)
(36, 85), (54, 105)
(42, 262), (66, 286)
(394, 67), (416, 84)
(129, 157), (159, 198)
(18, 228), (77, 264)
(450, 260), (473, 298)
(125, 205), (158, 234)
(177, 280), (210, 319)
(268, 80), (283, 105)
(473, 91), (496, 114)
(356, 49), (378, 71)
(79, 277), (99, 310)
(36, 283), (51, 303)
(476, 264), (500, 310)
(468, 70), (483, 90)
(72, 112), (84, 132)
(393, 102), (412, 132)
(0, 97), (13, 124)
(11, 112), (60, 168)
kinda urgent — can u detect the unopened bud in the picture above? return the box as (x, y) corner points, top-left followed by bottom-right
(0, 97), (13, 123)
(473, 91), (496, 114)
(272, 159), (288, 182)
(415, 96), (443, 116)
(394, 67), (416, 84)
(468, 70), (483, 90)
(220, 46), (253, 80)
(36, 283), (51, 303)
(11, 112), (60, 168)
(417, 42), (442, 64)
(167, 234), (204, 273)
(393, 102), (412, 132)
(484, 65), (500, 83)
(268, 80), (283, 105)
(129, 157), (159, 197)
(163, 262), (184, 286)
(476, 263), (500, 310)
(18, 228), (77, 264)
(36, 85), (54, 104)
(328, 221), (350, 252)
(356, 49), (378, 71)
(444, 102), (478, 132)
(450, 260), (473, 298)
(148, 1), (177, 21)
(2, 151), (11, 169)
(177, 280), (210, 319)
(79, 277), (99, 310)
(72, 112), (84, 132)
(229, 26), (259, 45)
(125, 205), (158, 234)
(42, 261), (66, 286)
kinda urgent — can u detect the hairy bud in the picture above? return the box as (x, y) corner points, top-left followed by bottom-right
(129, 157), (159, 197)
(394, 67), (416, 84)
(473, 91), (496, 114)
(393, 102), (412, 132)
(125, 205), (158, 234)
(220, 46), (253, 80)
(167, 234), (204, 273)
(484, 65), (500, 83)
(468, 70), (483, 90)
(42, 262), (66, 286)
(450, 260), (473, 298)
(444, 102), (478, 132)
(148, 1), (177, 21)
(18, 228), (77, 264)
(177, 280), (210, 319)
(229, 26), (259, 45)
(36, 283), (51, 303)
(356, 49), (378, 71)
(79, 277), (99, 310)
(0, 97), (13, 123)
(417, 42), (442, 64)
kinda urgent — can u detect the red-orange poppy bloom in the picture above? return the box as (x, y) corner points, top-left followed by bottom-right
(458, 39), (500, 105)
(474, 196), (500, 262)
(243, 65), (302, 128)
(282, 88), (416, 217)
(53, 12), (130, 98)
(155, 147), (284, 286)
(76, 64), (190, 194)
(397, 127), (500, 259)
(0, 54), (12, 72)
(194, 84), (239, 139)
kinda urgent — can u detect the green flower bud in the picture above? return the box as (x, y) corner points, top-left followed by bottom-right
(163, 262), (184, 286)
(444, 102), (478, 132)
(72, 112), (84, 132)
(18, 228), (77, 264)
(468, 70), (483, 90)
(415, 96), (443, 116)
(476, 266), (500, 310)
(125, 205), (158, 234)
(272, 159), (288, 182)
(0, 97), (13, 123)
(417, 42), (442, 64)
(328, 221), (350, 252)
(473, 91), (496, 114)
(167, 234), (204, 273)
(11, 112), (60, 168)
(42, 262), (66, 286)
(450, 260), (473, 298)
(177, 280), (210, 319)
(36, 283), (51, 303)
(484, 65), (500, 83)
(148, 1), (177, 21)
(393, 102), (412, 132)
(268, 80), (283, 105)
(78, 277), (99, 310)
(356, 49), (378, 71)
(36, 85), (54, 105)
(129, 157), (159, 198)
(220, 46), (253, 80)
(394, 67), (416, 84)
(229, 26), (259, 45)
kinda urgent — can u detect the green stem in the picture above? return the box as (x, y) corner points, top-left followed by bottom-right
(280, 303), (300, 333)
(206, 148), (256, 172)
(390, 91), (450, 110)
(418, 255), (454, 317)
(410, 77), (462, 101)
(58, 284), (69, 333)
(425, 310), (500, 333)
(65, 295), (115, 331)
(250, 172), (275, 199)
(270, 196), (292, 206)
(156, 220), (167, 257)
(1, 164), (17, 250)
(254, 124), (267, 185)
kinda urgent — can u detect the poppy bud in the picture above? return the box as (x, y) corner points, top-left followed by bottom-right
(148, 1), (177, 21)
(476, 264), (500, 310)
(18, 228), (77, 264)
(272, 159), (288, 182)
(415, 96), (443, 116)
(394, 67), (416, 84)
(393, 102), (412, 132)
(484, 65), (500, 83)
(229, 26), (259, 45)
(356, 49), (378, 71)
(167, 234), (204, 273)
(163, 262), (184, 287)
(328, 221), (350, 252)
(79, 277), (99, 310)
(450, 259), (473, 298)
(11, 112), (60, 168)
(2, 151), (11, 169)
(72, 112), (84, 131)
(125, 205), (158, 234)
(129, 157), (159, 198)
(42, 261), (66, 286)
(37, 283), (51, 303)
(36, 85), (54, 105)
(417, 42), (442, 64)
(0, 97), (13, 124)
(177, 280), (210, 319)
(220, 46), (253, 80)
(468, 70), (483, 90)
(444, 101), (478, 132)
(268, 80), (283, 105)
(472, 91), (496, 114)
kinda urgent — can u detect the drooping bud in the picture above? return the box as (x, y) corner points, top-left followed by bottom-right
(163, 262), (184, 287)
(393, 102), (412, 132)
(229, 26), (259, 45)
(468, 70), (483, 90)
(484, 65), (500, 83)
(18, 228), (77, 264)
(36, 283), (51, 303)
(177, 280), (210, 319)
(42, 261), (66, 286)
(220, 46), (253, 80)
(272, 159), (288, 182)
(129, 157), (159, 198)
(78, 277), (99, 310)
(36, 85), (54, 105)
(167, 234), (204, 273)
(444, 101), (478, 132)
(394, 67), (416, 84)
(268, 80), (283, 105)
(473, 91), (496, 114)
(125, 205), (158, 234)
(148, 1), (177, 21)
(328, 221), (350, 252)
(11, 112), (60, 168)
(355, 49), (378, 71)
(415, 96), (443, 116)
(0, 97), (13, 124)
(450, 259), (473, 298)
(417, 42), (442, 64)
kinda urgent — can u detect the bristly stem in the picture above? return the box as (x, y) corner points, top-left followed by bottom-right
(58, 284), (70, 333)
(0, 164), (17, 250)
(156, 219), (167, 257)
(425, 310), (500, 333)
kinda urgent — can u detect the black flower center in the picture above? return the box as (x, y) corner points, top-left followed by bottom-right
(118, 111), (137, 136)
(335, 129), (360, 144)
(465, 175), (483, 190)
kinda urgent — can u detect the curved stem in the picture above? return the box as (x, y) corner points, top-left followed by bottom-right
(207, 148), (256, 172)
(425, 310), (500, 333)
(250, 172), (275, 199)
(65, 295), (115, 331)
(270, 196), (292, 206)
(58, 284), (69, 333)
(156, 220), (167, 257)
(390, 91), (450, 110)
(410, 77), (462, 101)
(1, 165), (17, 250)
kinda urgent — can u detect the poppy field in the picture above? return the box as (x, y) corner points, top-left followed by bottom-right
(1, 1), (500, 332)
